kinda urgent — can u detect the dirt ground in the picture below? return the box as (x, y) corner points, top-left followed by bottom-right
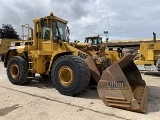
(0, 62), (160, 120)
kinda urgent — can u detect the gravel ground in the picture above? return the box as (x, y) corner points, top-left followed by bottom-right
(0, 62), (160, 120)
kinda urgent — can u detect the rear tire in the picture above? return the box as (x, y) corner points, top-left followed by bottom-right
(7, 56), (32, 85)
(51, 55), (90, 96)
(156, 58), (160, 75)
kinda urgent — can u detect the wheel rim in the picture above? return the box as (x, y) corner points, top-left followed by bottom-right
(10, 64), (20, 79)
(58, 66), (74, 86)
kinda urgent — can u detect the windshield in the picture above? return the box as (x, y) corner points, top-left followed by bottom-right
(97, 37), (102, 44)
(86, 37), (102, 45)
(52, 21), (69, 42)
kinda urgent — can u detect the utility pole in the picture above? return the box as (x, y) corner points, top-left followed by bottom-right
(104, 31), (109, 44)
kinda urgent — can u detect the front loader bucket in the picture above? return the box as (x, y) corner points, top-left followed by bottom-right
(97, 54), (148, 112)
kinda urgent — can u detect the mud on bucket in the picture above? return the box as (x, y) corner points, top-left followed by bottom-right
(97, 54), (148, 112)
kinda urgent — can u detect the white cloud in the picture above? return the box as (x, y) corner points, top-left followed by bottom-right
(0, 0), (160, 41)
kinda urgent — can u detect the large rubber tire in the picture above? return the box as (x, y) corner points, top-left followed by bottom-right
(51, 55), (90, 96)
(7, 56), (32, 85)
(156, 58), (160, 75)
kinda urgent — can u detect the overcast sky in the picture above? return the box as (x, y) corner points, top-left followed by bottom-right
(0, 0), (160, 41)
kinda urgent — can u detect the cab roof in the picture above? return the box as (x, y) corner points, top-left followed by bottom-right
(85, 36), (102, 39)
(33, 15), (68, 24)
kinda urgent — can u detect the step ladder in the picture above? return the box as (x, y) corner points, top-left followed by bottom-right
(21, 24), (35, 78)
(27, 54), (35, 79)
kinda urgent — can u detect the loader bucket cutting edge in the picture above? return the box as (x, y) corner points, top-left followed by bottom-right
(97, 54), (148, 112)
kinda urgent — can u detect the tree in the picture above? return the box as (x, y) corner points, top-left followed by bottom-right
(0, 24), (19, 39)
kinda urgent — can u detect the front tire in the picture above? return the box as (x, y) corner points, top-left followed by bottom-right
(7, 56), (32, 85)
(51, 55), (90, 96)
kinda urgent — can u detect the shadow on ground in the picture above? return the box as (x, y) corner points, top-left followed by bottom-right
(26, 75), (99, 99)
(26, 76), (53, 89)
(141, 71), (160, 77)
(147, 86), (160, 113)
(0, 104), (21, 116)
(26, 75), (160, 110)
(77, 85), (99, 99)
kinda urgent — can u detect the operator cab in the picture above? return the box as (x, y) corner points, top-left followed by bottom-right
(85, 36), (102, 46)
(34, 12), (70, 42)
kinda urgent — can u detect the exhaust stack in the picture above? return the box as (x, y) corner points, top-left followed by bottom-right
(153, 32), (156, 43)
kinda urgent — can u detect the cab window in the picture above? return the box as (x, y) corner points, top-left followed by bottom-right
(43, 24), (50, 40)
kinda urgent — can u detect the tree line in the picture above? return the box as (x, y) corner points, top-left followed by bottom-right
(0, 24), (19, 39)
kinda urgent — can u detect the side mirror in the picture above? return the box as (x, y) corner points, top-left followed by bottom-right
(40, 18), (44, 27)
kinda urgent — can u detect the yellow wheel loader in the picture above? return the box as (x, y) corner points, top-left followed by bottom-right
(72, 35), (122, 67)
(134, 32), (160, 73)
(0, 12), (148, 112)
(85, 35), (123, 66)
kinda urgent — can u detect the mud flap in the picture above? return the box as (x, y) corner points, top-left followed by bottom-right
(97, 54), (148, 112)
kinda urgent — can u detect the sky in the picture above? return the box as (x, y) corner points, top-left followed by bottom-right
(0, 0), (160, 41)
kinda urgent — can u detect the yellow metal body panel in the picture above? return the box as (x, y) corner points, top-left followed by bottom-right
(134, 60), (154, 65)
(147, 49), (154, 60)
(16, 46), (28, 53)
(24, 40), (88, 74)
(135, 42), (160, 65)
(0, 39), (12, 54)
(105, 50), (121, 65)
